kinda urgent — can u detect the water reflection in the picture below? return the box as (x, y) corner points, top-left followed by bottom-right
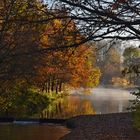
(0, 124), (70, 140)
(42, 96), (96, 118)
(90, 88), (136, 114)
(42, 88), (136, 118)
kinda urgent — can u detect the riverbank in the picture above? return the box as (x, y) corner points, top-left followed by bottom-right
(0, 117), (66, 124)
(61, 113), (140, 140)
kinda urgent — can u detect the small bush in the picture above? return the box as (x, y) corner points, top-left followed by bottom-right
(130, 87), (140, 130)
(0, 85), (50, 118)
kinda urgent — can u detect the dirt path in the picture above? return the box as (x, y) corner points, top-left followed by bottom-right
(60, 113), (140, 140)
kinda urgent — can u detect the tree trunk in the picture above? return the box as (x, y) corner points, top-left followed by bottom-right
(59, 80), (62, 92)
(55, 80), (58, 94)
(51, 76), (55, 92)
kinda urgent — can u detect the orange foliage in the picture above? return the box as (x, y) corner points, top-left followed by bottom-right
(34, 15), (100, 92)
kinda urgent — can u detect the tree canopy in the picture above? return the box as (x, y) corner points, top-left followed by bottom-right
(0, 0), (101, 117)
(47, 0), (140, 45)
(0, 0), (101, 92)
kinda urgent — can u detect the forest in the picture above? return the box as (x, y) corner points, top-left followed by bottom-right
(0, 0), (139, 130)
(0, 0), (101, 117)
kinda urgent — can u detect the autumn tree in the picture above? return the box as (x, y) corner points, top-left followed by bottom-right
(123, 47), (140, 65)
(35, 16), (101, 93)
(0, 0), (46, 86)
(0, 0), (50, 116)
(0, 0), (100, 97)
(95, 45), (121, 85)
(122, 46), (140, 84)
(0, 0), (101, 116)
(49, 0), (140, 43)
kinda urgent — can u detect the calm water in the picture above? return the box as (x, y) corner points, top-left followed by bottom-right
(0, 87), (136, 140)
(0, 123), (70, 140)
(42, 87), (136, 118)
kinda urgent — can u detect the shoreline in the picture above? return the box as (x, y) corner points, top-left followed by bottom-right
(0, 117), (66, 124)
(60, 113), (140, 140)
(0, 113), (140, 140)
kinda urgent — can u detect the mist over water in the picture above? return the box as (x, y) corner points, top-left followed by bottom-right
(70, 87), (136, 114)
(0, 87), (136, 140)
(92, 87), (136, 114)
(92, 87), (135, 100)
(43, 87), (136, 118)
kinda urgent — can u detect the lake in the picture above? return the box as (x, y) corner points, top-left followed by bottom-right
(42, 87), (136, 118)
(0, 87), (136, 140)
(0, 123), (70, 140)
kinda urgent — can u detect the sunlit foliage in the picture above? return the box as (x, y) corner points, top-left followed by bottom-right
(0, 0), (100, 117)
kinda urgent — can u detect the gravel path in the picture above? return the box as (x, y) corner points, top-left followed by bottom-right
(60, 113), (140, 140)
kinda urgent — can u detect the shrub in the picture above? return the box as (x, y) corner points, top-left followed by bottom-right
(0, 85), (50, 118)
(130, 87), (140, 130)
